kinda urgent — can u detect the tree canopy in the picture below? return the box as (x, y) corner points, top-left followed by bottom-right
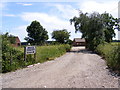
(52, 29), (71, 44)
(2, 32), (16, 45)
(70, 11), (118, 50)
(25, 20), (48, 45)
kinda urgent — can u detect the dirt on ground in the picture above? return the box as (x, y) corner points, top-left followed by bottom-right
(2, 46), (119, 88)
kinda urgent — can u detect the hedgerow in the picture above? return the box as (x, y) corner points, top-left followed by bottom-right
(96, 42), (120, 71)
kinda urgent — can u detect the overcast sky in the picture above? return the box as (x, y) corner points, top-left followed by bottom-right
(1, 0), (119, 41)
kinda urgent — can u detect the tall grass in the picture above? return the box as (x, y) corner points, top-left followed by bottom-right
(36, 44), (70, 63)
(96, 42), (120, 71)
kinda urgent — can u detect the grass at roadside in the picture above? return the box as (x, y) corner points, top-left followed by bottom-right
(96, 42), (120, 72)
(2, 44), (71, 73)
(36, 44), (71, 63)
(16, 44), (71, 63)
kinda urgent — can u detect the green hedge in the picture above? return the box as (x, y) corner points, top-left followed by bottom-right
(96, 43), (120, 70)
(2, 46), (24, 73)
(2, 46), (36, 73)
(2, 44), (71, 73)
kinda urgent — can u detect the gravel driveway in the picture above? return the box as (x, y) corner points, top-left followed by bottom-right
(2, 46), (119, 88)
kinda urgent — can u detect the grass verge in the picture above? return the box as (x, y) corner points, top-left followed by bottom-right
(96, 42), (120, 72)
(2, 44), (71, 73)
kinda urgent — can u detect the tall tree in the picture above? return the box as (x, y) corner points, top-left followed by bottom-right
(25, 20), (48, 45)
(70, 11), (117, 50)
(52, 29), (70, 44)
(101, 13), (116, 42)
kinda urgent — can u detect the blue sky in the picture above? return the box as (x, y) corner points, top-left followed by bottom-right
(1, 0), (119, 42)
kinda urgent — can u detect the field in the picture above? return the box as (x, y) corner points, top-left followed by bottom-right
(2, 44), (71, 73)
(96, 42), (120, 71)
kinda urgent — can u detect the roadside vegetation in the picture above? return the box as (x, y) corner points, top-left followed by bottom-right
(36, 44), (71, 63)
(2, 33), (24, 73)
(96, 42), (120, 72)
(2, 33), (71, 73)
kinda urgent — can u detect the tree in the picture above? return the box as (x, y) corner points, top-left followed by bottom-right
(25, 20), (48, 45)
(101, 13), (116, 42)
(70, 11), (118, 51)
(52, 29), (70, 44)
(9, 35), (16, 44)
(2, 32), (16, 45)
(2, 33), (12, 52)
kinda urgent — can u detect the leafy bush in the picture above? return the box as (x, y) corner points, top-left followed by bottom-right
(2, 44), (24, 73)
(63, 44), (71, 52)
(96, 42), (120, 70)
(2, 33), (35, 73)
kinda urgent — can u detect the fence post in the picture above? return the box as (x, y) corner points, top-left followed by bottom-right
(24, 47), (26, 62)
(34, 52), (36, 61)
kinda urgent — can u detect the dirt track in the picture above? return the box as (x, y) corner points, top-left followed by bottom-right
(2, 47), (119, 88)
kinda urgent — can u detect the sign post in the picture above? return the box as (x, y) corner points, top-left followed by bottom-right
(24, 46), (36, 61)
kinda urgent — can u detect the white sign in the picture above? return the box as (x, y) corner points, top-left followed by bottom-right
(25, 46), (36, 54)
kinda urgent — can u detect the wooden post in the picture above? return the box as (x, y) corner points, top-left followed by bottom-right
(24, 47), (26, 61)
(34, 52), (36, 61)
(34, 46), (36, 61)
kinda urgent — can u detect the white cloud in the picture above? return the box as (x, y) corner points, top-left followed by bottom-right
(0, 2), (7, 10)
(0, 3), (4, 9)
(17, 3), (32, 6)
(49, 4), (79, 19)
(6, 1), (119, 41)
(11, 25), (28, 42)
(18, 3), (83, 41)
(22, 4), (32, 6)
(4, 14), (15, 17)
(80, 0), (118, 18)
(20, 12), (68, 30)
(19, 12), (81, 41)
